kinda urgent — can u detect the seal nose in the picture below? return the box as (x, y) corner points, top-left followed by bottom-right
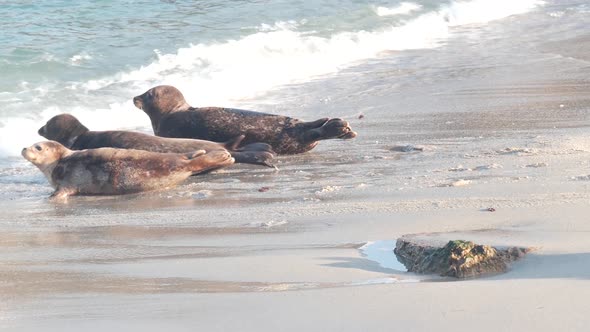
(133, 96), (142, 109)
(38, 127), (45, 136)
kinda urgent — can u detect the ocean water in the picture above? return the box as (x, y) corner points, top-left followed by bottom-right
(0, 0), (547, 153)
(0, 0), (588, 201)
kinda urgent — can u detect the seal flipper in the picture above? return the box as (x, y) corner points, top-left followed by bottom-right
(236, 142), (274, 153)
(339, 131), (357, 139)
(184, 150), (207, 159)
(187, 150), (234, 175)
(223, 135), (246, 151)
(49, 187), (77, 202)
(301, 118), (357, 142)
(224, 135), (274, 154)
(231, 141), (276, 167)
(231, 151), (276, 168)
(300, 118), (329, 129)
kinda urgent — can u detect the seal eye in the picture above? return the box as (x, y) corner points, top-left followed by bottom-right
(35, 145), (42, 151)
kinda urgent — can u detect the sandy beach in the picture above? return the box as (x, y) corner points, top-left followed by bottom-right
(1, 1), (590, 331)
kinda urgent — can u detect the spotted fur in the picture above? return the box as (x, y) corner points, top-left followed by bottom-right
(21, 141), (234, 199)
(133, 85), (357, 154)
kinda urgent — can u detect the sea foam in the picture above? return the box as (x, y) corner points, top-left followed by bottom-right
(375, 2), (423, 16)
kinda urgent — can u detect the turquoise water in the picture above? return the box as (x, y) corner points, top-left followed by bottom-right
(0, 0), (434, 93)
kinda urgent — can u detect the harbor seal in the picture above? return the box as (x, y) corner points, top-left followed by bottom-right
(38, 114), (275, 167)
(133, 85), (357, 154)
(22, 141), (234, 199)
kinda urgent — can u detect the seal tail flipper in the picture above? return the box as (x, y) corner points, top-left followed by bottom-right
(301, 118), (357, 142)
(236, 142), (275, 153)
(231, 142), (276, 167)
(184, 150), (207, 159)
(187, 150), (234, 174)
(300, 118), (329, 129)
(49, 187), (77, 202)
(223, 135), (246, 151)
(231, 151), (276, 168)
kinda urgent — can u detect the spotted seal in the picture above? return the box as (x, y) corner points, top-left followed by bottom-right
(133, 85), (357, 154)
(22, 141), (234, 199)
(38, 114), (275, 167)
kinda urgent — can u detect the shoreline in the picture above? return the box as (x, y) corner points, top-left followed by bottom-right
(2, 2), (590, 330)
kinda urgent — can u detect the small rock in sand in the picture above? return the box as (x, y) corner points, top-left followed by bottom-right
(191, 190), (212, 200)
(247, 220), (288, 228)
(474, 163), (503, 171)
(390, 145), (426, 153)
(443, 179), (472, 187)
(452, 179), (471, 187)
(525, 162), (548, 168)
(449, 164), (502, 172)
(315, 186), (341, 195)
(448, 165), (470, 172)
(498, 147), (538, 156)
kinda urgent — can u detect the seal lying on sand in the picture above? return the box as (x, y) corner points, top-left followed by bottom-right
(133, 85), (357, 154)
(22, 141), (234, 199)
(38, 114), (274, 167)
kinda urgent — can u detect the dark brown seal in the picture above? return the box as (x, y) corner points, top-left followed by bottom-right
(133, 85), (357, 154)
(22, 141), (234, 199)
(38, 114), (275, 167)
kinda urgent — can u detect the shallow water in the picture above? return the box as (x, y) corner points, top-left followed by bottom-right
(360, 240), (409, 271)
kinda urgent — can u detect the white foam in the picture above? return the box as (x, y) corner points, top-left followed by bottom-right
(443, 0), (544, 26)
(70, 52), (93, 65)
(0, 101), (150, 156)
(255, 20), (303, 32)
(76, 14), (449, 107)
(375, 2), (422, 16)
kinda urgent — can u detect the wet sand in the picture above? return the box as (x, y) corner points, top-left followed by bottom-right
(3, 103), (590, 331)
(2, 6), (590, 332)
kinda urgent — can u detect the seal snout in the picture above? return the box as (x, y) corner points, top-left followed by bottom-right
(133, 96), (143, 110)
(21, 147), (33, 161)
(38, 126), (46, 136)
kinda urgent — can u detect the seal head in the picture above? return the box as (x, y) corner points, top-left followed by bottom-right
(38, 114), (89, 148)
(133, 85), (190, 132)
(22, 141), (72, 186)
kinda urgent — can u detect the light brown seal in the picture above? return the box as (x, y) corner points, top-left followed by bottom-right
(133, 85), (357, 154)
(22, 141), (234, 200)
(38, 114), (275, 167)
